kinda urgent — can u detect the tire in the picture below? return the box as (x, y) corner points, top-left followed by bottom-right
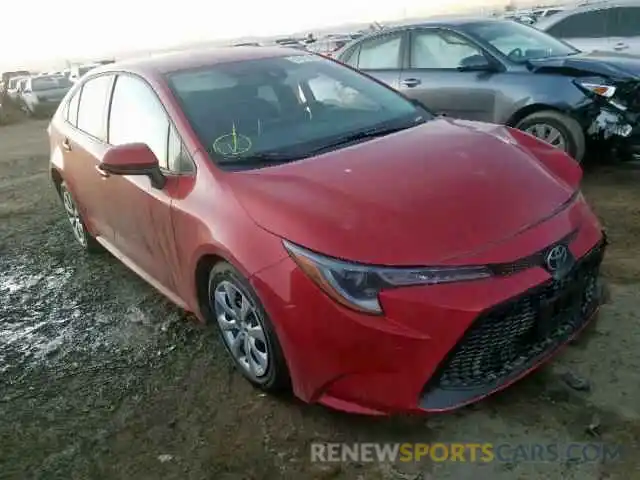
(515, 110), (586, 163)
(208, 261), (290, 392)
(59, 182), (103, 253)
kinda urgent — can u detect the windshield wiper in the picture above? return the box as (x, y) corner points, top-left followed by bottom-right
(304, 122), (421, 157)
(216, 151), (302, 166)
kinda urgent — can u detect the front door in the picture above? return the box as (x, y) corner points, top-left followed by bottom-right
(607, 6), (640, 55)
(101, 73), (188, 292)
(545, 8), (614, 54)
(399, 28), (499, 122)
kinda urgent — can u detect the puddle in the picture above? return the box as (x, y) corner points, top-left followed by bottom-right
(0, 255), (165, 376)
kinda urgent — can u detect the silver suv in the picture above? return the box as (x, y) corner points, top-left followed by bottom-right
(537, 0), (640, 55)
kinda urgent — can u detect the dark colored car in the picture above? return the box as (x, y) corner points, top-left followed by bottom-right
(48, 47), (607, 414)
(335, 18), (640, 162)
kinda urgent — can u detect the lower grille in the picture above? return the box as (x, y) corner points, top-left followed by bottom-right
(431, 240), (605, 391)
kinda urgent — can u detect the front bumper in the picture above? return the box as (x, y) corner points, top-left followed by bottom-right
(251, 199), (606, 415)
(419, 239), (604, 410)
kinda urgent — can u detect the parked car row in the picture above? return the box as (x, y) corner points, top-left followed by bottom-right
(230, 31), (367, 57)
(0, 59), (115, 120)
(1, 73), (72, 117)
(501, 6), (566, 25)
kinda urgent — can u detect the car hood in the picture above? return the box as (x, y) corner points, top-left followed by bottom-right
(226, 119), (575, 266)
(528, 51), (640, 79)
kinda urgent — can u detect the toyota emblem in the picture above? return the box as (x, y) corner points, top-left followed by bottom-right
(545, 245), (569, 272)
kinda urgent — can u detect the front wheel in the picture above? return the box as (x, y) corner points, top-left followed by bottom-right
(515, 110), (586, 163)
(208, 262), (290, 392)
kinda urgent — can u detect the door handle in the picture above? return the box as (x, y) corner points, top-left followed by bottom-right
(95, 165), (110, 178)
(62, 138), (72, 152)
(401, 78), (421, 88)
(614, 42), (629, 51)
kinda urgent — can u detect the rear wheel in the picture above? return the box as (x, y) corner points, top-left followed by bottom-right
(208, 262), (290, 392)
(59, 182), (102, 253)
(515, 110), (586, 163)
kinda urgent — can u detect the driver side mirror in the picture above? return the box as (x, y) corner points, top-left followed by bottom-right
(100, 143), (166, 189)
(457, 55), (494, 72)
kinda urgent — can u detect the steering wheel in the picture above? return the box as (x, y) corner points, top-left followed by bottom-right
(507, 47), (524, 61)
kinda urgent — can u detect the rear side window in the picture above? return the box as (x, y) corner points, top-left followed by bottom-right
(547, 9), (610, 38)
(108, 74), (170, 169)
(65, 90), (80, 126)
(351, 34), (403, 70)
(77, 75), (113, 140)
(609, 7), (640, 37)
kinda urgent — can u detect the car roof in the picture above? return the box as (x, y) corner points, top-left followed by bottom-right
(391, 16), (495, 29)
(88, 46), (303, 78)
(357, 17), (514, 37)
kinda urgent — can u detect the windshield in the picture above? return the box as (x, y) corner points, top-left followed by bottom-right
(465, 21), (578, 62)
(32, 76), (72, 91)
(167, 54), (428, 167)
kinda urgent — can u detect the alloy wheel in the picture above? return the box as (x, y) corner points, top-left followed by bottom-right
(213, 280), (269, 381)
(61, 187), (87, 247)
(525, 123), (567, 151)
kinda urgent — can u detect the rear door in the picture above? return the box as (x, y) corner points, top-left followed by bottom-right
(399, 28), (500, 121)
(58, 74), (116, 241)
(544, 8), (614, 53)
(104, 73), (193, 292)
(607, 6), (640, 55)
(341, 31), (405, 89)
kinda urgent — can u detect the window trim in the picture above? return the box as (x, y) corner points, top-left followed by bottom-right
(106, 71), (196, 176)
(64, 86), (82, 127)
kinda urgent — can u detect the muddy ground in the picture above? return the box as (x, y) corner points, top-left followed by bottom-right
(1, 120), (639, 480)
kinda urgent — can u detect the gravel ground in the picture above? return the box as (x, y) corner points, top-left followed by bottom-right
(1, 120), (639, 480)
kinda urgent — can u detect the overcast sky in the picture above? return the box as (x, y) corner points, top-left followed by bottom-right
(1, 0), (511, 69)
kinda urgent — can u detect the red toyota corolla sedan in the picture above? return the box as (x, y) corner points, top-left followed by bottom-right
(48, 47), (607, 415)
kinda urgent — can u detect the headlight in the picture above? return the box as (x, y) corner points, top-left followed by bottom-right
(283, 240), (492, 315)
(575, 80), (616, 99)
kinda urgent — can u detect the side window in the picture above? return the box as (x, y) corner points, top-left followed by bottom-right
(108, 75), (170, 169)
(609, 7), (640, 37)
(355, 34), (402, 70)
(66, 89), (80, 127)
(547, 10), (609, 38)
(168, 125), (195, 173)
(77, 75), (113, 140)
(410, 31), (484, 69)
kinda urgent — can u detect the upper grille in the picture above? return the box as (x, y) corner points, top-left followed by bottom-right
(431, 239), (605, 391)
